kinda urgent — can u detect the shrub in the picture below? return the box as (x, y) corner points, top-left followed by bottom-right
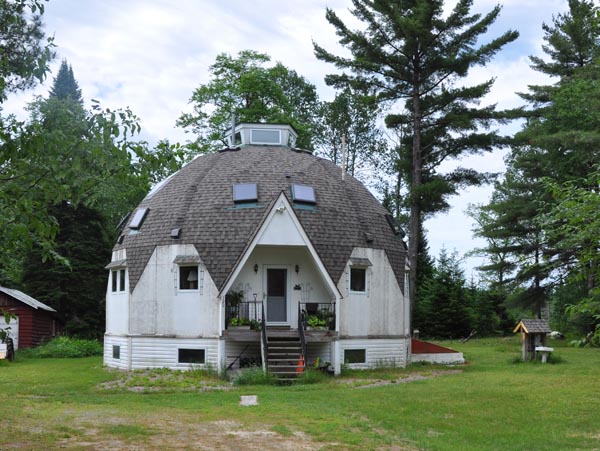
(296, 368), (329, 384)
(232, 366), (274, 385)
(22, 336), (103, 358)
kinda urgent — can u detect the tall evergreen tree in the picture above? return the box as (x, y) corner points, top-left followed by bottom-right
(314, 0), (519, 318)
(49, 59), (83, 103)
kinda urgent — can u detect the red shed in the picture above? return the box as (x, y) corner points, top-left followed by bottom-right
(0, 286), (59, 349)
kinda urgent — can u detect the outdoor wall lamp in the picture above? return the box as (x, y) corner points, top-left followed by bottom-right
(254, 263), (259, 273)
(295, 264), (299, 274)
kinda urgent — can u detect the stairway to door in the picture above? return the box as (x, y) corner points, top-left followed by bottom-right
(266, 328), (305, 380)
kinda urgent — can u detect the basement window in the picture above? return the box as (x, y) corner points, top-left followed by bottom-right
(178, 348), (205, 364)
(291, 184), (316, 204)
(112, 345), (120, 360)
(344, 349), (366, 364)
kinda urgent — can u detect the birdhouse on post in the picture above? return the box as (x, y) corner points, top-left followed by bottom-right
(513, 319), (551, 361)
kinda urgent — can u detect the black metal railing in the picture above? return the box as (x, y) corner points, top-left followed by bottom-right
(225, 301), (263, 330)
(299, 302), (336, 331)
(298, 303), (307, 366)
(260, 302), (268, 373)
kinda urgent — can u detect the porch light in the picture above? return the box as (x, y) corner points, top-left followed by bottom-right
(187, 269), (198, 282)
(295, 264), (299, 274)
(254, 264), (259, 273)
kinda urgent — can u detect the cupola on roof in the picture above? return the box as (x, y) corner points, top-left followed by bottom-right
(115, 124), (407, 294)
(226, 123), (297, 148)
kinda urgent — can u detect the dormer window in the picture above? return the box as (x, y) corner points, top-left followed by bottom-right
(233, 183), (258, 203)
(129, 208), (149, 230)
(291, 184), (316, 204)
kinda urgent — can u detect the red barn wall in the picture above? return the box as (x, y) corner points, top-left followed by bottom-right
(0, 291), (58, 348)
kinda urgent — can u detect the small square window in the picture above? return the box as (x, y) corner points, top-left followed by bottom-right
(350, 267), (366, 292)
(344, 349), (366, 364)
(119, 269), (126, 292)
(291, 184), (316, 204)
(178, 348), (205, 364)
(180, 266), (199, 290)
(113, 345), (120, 360)
(233, 183), (258, 203)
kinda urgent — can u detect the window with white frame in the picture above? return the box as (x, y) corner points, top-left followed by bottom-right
(179, 265), (201, 291)
(344, 348), (366, 364)
(111, 268), (126, 292)
(350, 267), (367, 293)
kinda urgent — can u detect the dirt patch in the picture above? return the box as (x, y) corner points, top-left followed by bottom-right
(58, 416), (335, 451)
(339, 369), (463, 389)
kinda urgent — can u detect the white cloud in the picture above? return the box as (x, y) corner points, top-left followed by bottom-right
(3, 0), (573, 276)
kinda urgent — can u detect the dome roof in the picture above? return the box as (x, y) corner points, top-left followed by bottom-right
(115, 144), (407, 293)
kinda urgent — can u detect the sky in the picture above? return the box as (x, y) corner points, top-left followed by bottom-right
(4, 0), (570, 278)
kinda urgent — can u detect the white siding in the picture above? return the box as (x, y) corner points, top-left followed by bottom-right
(306, 342), (332, 366)
(338, 338), (409, 370)
(224, 341), (262, 370)
(104, 335), (129, 370)
(129, 337), (219, 370)
(128, 245), (220, 337)
(338, 248), (407, 337)
(104, 335), (220, 370)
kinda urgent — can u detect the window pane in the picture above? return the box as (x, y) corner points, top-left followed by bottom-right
(180, 266), (199, 290)
(129, 208), (149, 229)
(119, 269), (126, 292)
(178, 348), (205, 364)
(251, 129), (280, 144)
(350, 267), (366, 292)
(233, 183), (257, 203)
(111, 270), (118, 292)
(113, 345), (120, 359)
(291, 184), (316, 204)
(344, 349), (366, 364)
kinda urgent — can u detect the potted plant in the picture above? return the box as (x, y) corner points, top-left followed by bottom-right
(229, 317), (251, 330)
(306, 315), (327, 331)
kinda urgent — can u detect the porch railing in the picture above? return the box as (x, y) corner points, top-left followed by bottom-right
(260, 302), (268, 374)
(225, 301), (264, 329)
(299, 302), (336, 331)
(297, 303), (307, 366)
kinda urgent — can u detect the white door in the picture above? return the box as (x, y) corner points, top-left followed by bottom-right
(266, 268), (288, 324)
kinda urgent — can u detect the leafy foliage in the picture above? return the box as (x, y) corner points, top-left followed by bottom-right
(177, 50), (321, 152)
(20, 336), (103, 358)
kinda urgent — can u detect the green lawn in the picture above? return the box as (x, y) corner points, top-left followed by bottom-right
(0, 338), (598, 450)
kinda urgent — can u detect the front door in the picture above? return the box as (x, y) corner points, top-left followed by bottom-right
(266, 268), (287, 323)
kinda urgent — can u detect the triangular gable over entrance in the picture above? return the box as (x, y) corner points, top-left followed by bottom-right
(220, 193), (341, 300)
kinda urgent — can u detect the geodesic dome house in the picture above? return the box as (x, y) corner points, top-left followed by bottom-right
(104, 123), (410, 376)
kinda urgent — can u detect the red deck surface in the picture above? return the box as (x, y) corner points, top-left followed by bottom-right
(411, 338), (458, 354)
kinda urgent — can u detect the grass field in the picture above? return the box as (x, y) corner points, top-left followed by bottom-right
(0, 337), (598, 450)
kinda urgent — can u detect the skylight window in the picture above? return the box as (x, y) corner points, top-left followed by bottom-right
(291, 184), (316, 204)
(233, 183), (258, 203)
(129, 208), (149, 229)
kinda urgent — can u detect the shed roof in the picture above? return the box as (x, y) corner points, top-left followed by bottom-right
(114, 145), (407, 293)
(0, 286), (56, 312)
(513, 319), (551, 334)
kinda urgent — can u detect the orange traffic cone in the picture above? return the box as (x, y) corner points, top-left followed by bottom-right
(296, 354), (304, 374)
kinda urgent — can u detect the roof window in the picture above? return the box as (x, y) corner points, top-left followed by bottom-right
(129, 208), (149, 229)
(291, 184), (316, 204)
(251, 129), (280, 145)
(233, 183), (258, 203)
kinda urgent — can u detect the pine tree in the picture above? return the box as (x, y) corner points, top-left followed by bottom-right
(49, 59), (83, 103)
(314, 0), (519, 318)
